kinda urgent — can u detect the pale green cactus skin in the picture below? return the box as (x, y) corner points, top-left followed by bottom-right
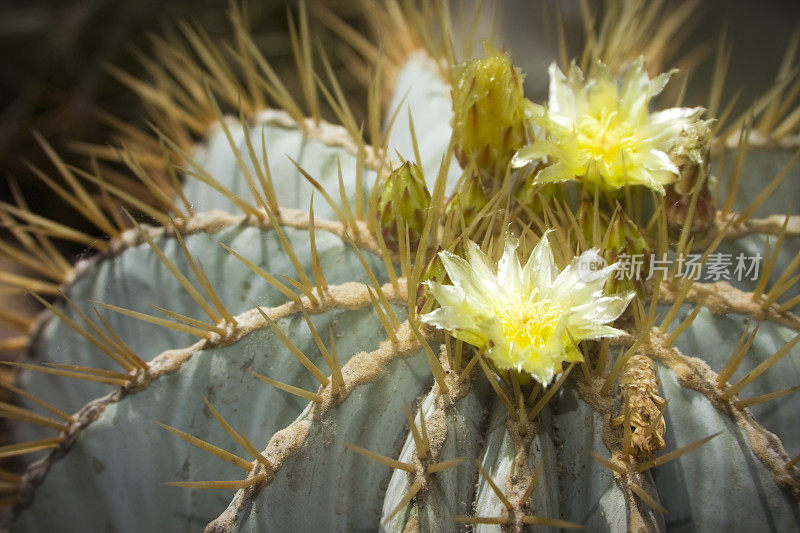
(8, 48), (800, 533)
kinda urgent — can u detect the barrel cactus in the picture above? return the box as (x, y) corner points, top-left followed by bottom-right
(1, 2), (799, 532)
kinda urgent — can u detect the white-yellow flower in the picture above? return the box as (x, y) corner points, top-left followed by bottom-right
(512, 58), (706, 194)
(420, 233), (632, 385)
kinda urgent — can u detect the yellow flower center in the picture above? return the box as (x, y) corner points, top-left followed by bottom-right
(495, 299), (562, 352)
(576, 111), (642, 169)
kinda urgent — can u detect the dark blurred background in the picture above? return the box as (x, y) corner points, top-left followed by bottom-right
(0, 0), (342, 233)
(499, 0), (800, 104)
(0, 0), (369, 371)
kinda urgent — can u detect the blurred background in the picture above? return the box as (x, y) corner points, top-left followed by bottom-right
(0, 0), (367, 370)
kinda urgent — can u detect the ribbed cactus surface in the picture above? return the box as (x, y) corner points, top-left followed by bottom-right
(1, 3), (799, 533)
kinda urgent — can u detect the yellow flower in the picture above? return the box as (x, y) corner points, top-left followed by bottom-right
(420, 233), (632, 385)
(512, 58), (706, 194)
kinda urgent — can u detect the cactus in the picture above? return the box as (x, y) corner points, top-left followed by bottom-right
(1, 2), (800, 532)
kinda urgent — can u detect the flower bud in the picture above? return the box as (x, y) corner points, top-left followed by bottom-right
(451, 44), (529, 185)
(377, 161), (431, 252)
(514, 166), (563, 219)
(416, 252), (448, 313)
(574, 201), (649, 298)
(574, 200), (608, 248)
(607, 212), (648, 257)
(444, 175), (488, 230)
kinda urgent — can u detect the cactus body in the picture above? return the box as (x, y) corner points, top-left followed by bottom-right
(2, 4), (800, 533)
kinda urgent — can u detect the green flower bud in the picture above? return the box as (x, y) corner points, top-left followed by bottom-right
(514, 165), (564, 219)
(377, 161), (431, 252)
(444, 175), (488, 230)
(574, 201), (648, 255)
(574, 201), (650, 298)
(451, 43), (529, 185)
(416, 251), (448, 313)
(575, 200), (609, 248)
(607, 212), (648, 257)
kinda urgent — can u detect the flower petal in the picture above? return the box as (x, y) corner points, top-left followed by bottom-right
(425, 281), (466, 308)
(546, 249), (614, 304)
(568, 293), (634, 326)
(497, 235), (523, 295)
(534, 161), (576, 184)
(522, 230), (556, 293)
(439, 250), (493, 300)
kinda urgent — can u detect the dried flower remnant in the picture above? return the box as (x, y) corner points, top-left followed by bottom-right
(665, 119), (716, 234)
(612, 354), (667, 459)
